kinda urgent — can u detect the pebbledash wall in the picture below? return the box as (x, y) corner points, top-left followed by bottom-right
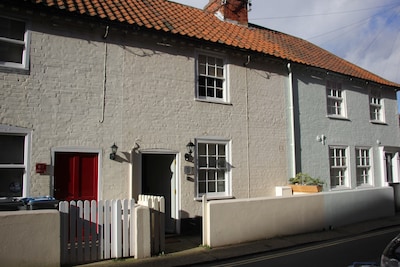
(0, 9), (289, 220)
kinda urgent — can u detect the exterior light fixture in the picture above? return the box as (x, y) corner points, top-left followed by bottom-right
(110, 143), (118, 160)
(185, 141), (195, 162)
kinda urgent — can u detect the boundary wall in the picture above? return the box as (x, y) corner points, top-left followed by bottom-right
(203, 187), (395, 247)
(0, 210), (60, 267)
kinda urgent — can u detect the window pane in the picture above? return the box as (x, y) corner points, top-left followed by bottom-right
(199, 156), (207, 167)
(198, 182), (206, 194)
(199, 86), (206, 97)
(0, 169), (24, 197)
(0, 135), (24, 164)
(0, 17), (25, 40)
(207, 87), (214, 97)
(209, 144), (216, 155)
(198, 55), (206, 64)
(208, 181), (216, 192)
(207, 77), (214, 87)
(216, 89), (223, 98)
(217, 181), (225, 192)
(198, 170), (206, 181)
(209, 156), (216, 167)
(207, 170), (216, 181)
(216, 79), (223, 89)
(208, 56), (216, 65)
(218, 144), (225, 155)
(199, 76), (206, 86)
(217, 158), (226, 168)
(199, 64), (206, 75)
(217, 67), (223, 78)
(198, 143), (206, 155)
(217, 170), (225, 180)
(0, 42), (24, 64)
(208, 65), (215, 76)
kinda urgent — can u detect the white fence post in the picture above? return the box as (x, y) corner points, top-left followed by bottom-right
(135, 205), (151, 259)
(129, 199), (136, 257)
(202, 195), (208, 246)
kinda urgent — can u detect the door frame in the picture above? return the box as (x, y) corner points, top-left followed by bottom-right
(139, 149), (181, 234)
(51, 147), (102, 200)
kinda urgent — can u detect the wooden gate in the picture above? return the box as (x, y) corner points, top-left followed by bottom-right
(59, 199), (136, 265)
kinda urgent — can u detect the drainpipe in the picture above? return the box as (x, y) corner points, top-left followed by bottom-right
(287, 63), (296, 178)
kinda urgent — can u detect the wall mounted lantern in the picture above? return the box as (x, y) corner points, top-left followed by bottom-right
(316, 135), (326, 145)
(185, 141), (195, 162)
(110, 143), (118, 160)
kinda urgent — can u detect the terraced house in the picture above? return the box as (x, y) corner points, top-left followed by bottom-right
(1, 0), (399, 233)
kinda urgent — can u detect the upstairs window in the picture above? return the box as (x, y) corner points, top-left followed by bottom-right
(356, 148), (372, 187)
(0, 17), (29, 69)
(369, 89), (384, 123)
(326, 81), (346, 117)
(196, 139), (231, 198)
(196, 53), (227, 102)
(329, 146), (348, 188)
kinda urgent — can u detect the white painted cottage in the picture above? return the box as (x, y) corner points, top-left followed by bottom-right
(0, 0), (399, 233)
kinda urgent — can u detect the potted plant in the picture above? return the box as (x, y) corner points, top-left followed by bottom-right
(289, 173), (324, 193)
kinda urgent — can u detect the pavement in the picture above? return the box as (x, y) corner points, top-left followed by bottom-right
(78, 214), (400, 267)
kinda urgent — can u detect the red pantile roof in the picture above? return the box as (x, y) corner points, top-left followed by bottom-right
(21, 0), (400, 88)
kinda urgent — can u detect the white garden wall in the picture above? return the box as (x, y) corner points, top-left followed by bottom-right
(203, 187), (395, 247)
(0, 210), (60, 267)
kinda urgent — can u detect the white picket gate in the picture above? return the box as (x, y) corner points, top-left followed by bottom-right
(138, 194), (165, 255)
(59, 199), (136, 265)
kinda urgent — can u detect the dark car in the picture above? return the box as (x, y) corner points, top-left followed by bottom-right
(381, 233), (400, 267)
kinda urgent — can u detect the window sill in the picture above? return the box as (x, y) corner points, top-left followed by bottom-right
(370, 120), (387, 125)
(0, 65), (29, 75)
(329, 186), (351, 191)
(195, 98), (232, 106)
(326, 115), (350, 121)
(195, 195), (234, 201)
(356, 184), (374, 189)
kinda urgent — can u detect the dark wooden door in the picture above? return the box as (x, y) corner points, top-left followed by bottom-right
(54, 152), (98, 201)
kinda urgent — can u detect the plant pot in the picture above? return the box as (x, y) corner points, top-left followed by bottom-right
(290, 185), (322, 193)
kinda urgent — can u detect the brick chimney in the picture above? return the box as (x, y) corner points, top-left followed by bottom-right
(204, 0), (250, 25)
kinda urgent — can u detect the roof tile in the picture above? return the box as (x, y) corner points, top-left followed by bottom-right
(22, 0), (400, 88)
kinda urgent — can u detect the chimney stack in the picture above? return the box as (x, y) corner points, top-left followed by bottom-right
(204, 0), (250, 26)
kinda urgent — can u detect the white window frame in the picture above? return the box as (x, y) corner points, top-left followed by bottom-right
(355, 147), (372, 187)
(195, 138), (231, 199)
(0, 16), (30, 70)
(195, 51), (229, 103)
(326, 80), (346, 118)
(0, 125), (32, 197)
(369, 89), (385, 123)
(329, 146), (349, 189)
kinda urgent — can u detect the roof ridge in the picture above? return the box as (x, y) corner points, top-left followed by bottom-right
(11, 0), (400, 88)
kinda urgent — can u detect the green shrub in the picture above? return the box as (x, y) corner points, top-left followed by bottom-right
(289, 173), (324, 186)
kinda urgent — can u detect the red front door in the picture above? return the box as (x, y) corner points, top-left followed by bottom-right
(54, 152), (98, 201)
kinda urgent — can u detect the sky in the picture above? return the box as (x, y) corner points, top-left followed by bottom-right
(172, 0), (400, 111)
